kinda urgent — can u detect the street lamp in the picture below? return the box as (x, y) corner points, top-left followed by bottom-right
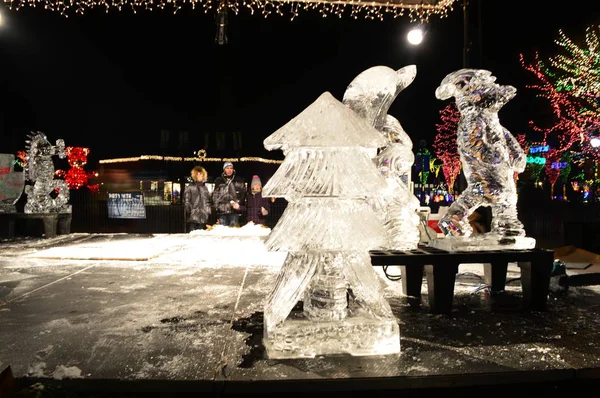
(407, 26), (424, 45)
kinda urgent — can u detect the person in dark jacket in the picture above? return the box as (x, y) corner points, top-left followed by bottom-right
(212, 161), (247, 227)
(184, 166), (212, 232)
(245, 175), (271, 226)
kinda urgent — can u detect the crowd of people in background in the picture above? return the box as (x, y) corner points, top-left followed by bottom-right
(184, 161), (271, 232)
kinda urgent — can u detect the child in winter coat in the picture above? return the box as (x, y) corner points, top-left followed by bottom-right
(245, 175), (271, 226)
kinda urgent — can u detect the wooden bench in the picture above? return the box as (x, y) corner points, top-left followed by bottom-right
(370, 246), (554, 314)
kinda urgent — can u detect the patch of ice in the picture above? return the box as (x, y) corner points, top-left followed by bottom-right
(52, 365), (83, 379)
(27, 362), (47, 377)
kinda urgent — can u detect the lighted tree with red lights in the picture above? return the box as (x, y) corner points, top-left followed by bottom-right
(433, 101), (461, 193)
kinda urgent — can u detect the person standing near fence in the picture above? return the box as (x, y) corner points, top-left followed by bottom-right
(245, 175), (270, 226)
(212, 161), (247, 227)
(184, 166), (212, 232)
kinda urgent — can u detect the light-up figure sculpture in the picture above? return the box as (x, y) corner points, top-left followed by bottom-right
(55, 147), (100, 193)
(343, 65), (421, 250)
(262, 92), (400, 358)
(431, 69), (535, 251)
(23, 132), (71, 214)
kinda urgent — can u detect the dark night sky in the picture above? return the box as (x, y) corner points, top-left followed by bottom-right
(1, 0), (599, 165)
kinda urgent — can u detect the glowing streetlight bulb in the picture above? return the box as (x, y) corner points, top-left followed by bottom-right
(591, 137), (600, 148)
(407, 27), (424, 45)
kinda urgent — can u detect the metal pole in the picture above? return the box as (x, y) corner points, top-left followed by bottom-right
(463, 0), (469, 68)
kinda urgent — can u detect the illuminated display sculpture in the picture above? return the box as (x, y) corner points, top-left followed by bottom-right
(23, 132), (71, 214)
(431, 69), (535, 251)
(56, 147), (100, 193)
(262, 92), (400, 358)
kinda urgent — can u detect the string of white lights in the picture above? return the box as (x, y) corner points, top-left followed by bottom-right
(2, 0), (457, 22)
(99, 154), (283, 164)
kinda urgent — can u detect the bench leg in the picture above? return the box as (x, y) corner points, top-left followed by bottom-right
(0, 216), (16, 239)
(425, 262), (459, 315)
(400, 264), (424, 299)
(483, 261), (509, 292)
(58, 214), (72, 235)
(519, 260), (552, 311)
(42, 217), (58, 239)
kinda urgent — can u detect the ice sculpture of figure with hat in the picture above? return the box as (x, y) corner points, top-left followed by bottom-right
(261, 91), (400, 358)
(431, 69), (535, 251)
(23, 131), (71, 215)
(343, 64), (421, 250)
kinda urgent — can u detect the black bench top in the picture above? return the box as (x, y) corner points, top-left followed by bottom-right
(370, 246), (554, 266)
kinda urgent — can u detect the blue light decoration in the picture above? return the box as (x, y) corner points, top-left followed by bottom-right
(526, 156), (547, 164)
(551, 161), (568, 169)
(529, 145), (550, 154)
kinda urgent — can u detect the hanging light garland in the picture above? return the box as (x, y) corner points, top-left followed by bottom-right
(2, 0), (457, 22)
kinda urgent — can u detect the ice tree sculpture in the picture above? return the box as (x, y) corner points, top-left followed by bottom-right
(262, 91), (400, 358)
(342, 65), (421, 250)
(23, 132), (71, 214)
(431, 69), (535, 251)
(0, 154), (25, 213)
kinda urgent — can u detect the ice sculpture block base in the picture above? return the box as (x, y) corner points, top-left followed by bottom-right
(429, 234), (536, 252)
(264, 311), (400, 359)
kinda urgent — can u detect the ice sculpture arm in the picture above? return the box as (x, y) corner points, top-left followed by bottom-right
(55, 139), (66, 159)
(504, 127), (526, 172)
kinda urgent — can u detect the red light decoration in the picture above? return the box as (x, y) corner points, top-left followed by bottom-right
(55, 147), (100, 193)
(433, 101), (461, 193)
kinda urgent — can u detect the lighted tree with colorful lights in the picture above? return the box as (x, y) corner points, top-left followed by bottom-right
(520, 26), (600, 196)
(521, 27), (600, 153)
(433, 101), (461, 193)
(549, 26), (600, 115)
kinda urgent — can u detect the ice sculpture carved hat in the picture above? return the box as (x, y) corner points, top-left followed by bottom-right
(342, 65), (416, 131)
(435, 68), (496, 100)
(223, 161), (234, 170)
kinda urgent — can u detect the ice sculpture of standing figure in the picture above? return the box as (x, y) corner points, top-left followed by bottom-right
(262, 92), (400, 358)
(343, 65), (421, 250)
(23, 132), (71, 214)
(431, 69), (535, 251)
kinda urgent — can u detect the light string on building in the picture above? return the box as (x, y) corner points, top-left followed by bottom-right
(2, 0), (457, 22)
(99, 154), (283, 164)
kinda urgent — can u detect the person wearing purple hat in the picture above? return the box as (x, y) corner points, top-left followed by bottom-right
(212, 161), (247, 227)
(245, 174), (271, 226)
